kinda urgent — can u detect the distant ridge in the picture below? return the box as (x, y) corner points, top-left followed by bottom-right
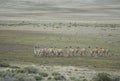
(1, 0), (120, 5)
(0, 0), (120, 18)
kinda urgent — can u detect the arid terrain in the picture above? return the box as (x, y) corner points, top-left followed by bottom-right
(0, 0), (120, 81)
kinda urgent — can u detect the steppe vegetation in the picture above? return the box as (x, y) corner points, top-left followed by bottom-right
(0, 21), (120, 28)
(0, 21), (120, 81)
(0, 62), (120, 81)
(0, 0), (120, 80)
(0, 25), (120, 68)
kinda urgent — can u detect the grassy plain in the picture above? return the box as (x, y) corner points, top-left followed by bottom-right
(0, 26), (120, 70)
(0, 1), (120, 81)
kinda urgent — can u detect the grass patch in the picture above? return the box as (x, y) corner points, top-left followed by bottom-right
(39, 72), (48, 77)
(24, 67), (38, 74)
(93, 73), (112, 81)
(34, 75), (43, 81)
(0, 62), (10, 67)
(0, 30), (119, 70)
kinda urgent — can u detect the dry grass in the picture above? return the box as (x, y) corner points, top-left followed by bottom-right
(0, 30), (120, 70)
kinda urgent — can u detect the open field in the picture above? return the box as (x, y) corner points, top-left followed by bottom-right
(0, 26), (120, 69)
(0, 0), (120, 80)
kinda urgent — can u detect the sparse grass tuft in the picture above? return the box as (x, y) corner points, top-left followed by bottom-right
(52, 72), (66, 80)
(16, 68), (26, 73)
(34, 75), (43, 81)
(0, 62), (10, 67)
(47, 77), (52, 80)
(93, 73), (112, 81)
(24, 67), (38, 74)
(54, 75), (66, 81)
(39, 72), (48, 77)
(52, 72), (61, 76)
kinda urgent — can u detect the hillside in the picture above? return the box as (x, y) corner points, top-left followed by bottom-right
(0, 0), (120, 20)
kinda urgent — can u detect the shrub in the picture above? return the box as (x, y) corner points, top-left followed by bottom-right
(47, 77), (52, 80)
(54, 75), (66, 80)
(0, 71), (6, 77)
(17, 77), (25, 81)
(24, 67), (38, 74)
(14, 74), (27, 81)
(23, 77), (36, 81)
(39, 72), (48, 77)
(83, 79), (88, 81)
(70, 77), (86, 81)
(4, 75), (15, 81)
(112, 76), (120, 81)
(9, 66), (20, 69)
(93, 73), (112, 81)
(0, 77), (4, 81)
(52, 72), (60, 76)
(34, 76), (42, 81)
(0, 70), (15, 78)
(16, 69), (26, 73)
(15, 73), (37, 81)
(0, 62), (10, 67)
(70, 77), (76, 80)
(52, 72), (66, 80)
